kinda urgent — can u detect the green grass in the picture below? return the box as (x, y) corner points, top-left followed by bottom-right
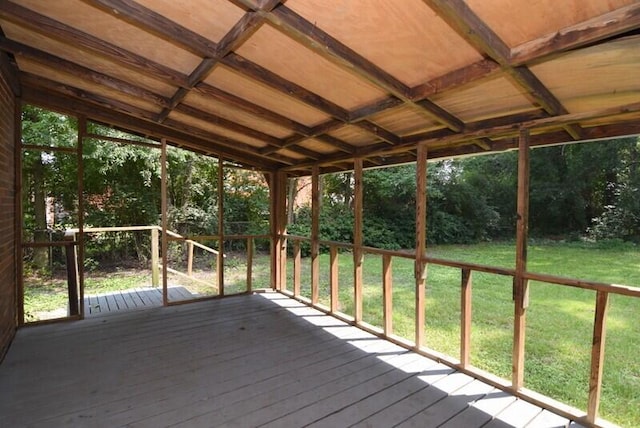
(285, 241), (640, 427)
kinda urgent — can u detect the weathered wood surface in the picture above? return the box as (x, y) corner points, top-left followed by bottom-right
(84, 287), (195, 316)
(0, 291), (583, 427)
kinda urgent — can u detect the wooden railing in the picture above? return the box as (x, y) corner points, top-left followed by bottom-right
(279, 234), (640, 426)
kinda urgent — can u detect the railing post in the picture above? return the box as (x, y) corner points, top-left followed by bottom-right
(187, 240), (194, 277)
(293, 239), (301, 297)
(151, 227), (159, 287)
(246, 237), (253, 293)
(587, 290), (610, 424)
(460, 268), (472, 367)
(311, 165), (320, 304)
(330, 245), (339, 313)
(64, 231), (79, 316)
(383, 254), (393, 336)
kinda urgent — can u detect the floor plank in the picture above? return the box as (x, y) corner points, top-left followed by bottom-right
(0, 291), (586, 428)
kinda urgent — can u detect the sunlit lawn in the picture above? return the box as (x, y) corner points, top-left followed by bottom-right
(284, 241), (640, 427)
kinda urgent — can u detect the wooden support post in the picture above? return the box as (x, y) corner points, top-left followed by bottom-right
(512, 128), (530, 390)
(461, 268), (472, 367)
(383, 254), (393, 336)
(330, 245), (339, 313)
(415, 144), (428, 349)
(269, 171), (287, 291)
(218, 156), (225, 296)
(161, 139), (168, 305)
(187, 241), (194, 277)
(311, 165), (320, 304)
(278, 172), (288, 290)
(15, 100), (24, 325)
(246, 237), (253, 293)
(293, 239), (301, 296)
(353, 158), (364, 323)
(587, 290), (609, 424)
(269, 171), (277, 290)
(151, 228), (159, 287)
(77, 116), (85, 318)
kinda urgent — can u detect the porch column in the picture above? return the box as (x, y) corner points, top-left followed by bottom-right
(415, 144), (428, 349)
(311, 165), (320, 303)
(269, 170), (287, 291)
(161, 139), (168, 305)
(513, 128), (530, 390)
(77, 116), (86, 318)
(353, 158), (363, 323)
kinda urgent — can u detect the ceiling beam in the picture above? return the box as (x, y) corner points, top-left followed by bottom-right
(20, 84), (281, 170)
(195, 82), (311, 135)
(0, 0), (189, 87)
(156, 11), (265, 122)
(81, 0), (217, 57)
(511, 3), (640, 65)
(0, 36), (169, 108)
(259, 5), (466, 132)
(423, 0), (584, 139)
(19, 72), (298, 167)
(410, 59), (500, 100)
(282, 101), (640, 171)
(222, 52), (350, 122)
(0, 51), (20, 96)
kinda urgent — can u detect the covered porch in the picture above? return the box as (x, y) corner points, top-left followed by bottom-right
(0, 1), (639, 427)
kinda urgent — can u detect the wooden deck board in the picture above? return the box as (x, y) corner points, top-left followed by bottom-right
(82, 287), (194, 317)
(0, 291), (582, 428)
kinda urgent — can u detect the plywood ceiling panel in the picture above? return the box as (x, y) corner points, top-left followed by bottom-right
(0, 21), (177, 98)
(298, 138), (341, 155)
(168, 110), (268, 149)
(467, 0), (637, 48)
(432, 76), (535, 122)
(328, 125), (376, 147)
(369, 105), (441, 136)
(235, 24), (388, 110)
(205, 65), (330, 127)
(286, 0), (483, 87)
(531, 36), (640, 113)
(16, 0), (202, 75)
(134, 0), (246, 43)
(19, 59), (162, 115)
(183, 90), (296, 139)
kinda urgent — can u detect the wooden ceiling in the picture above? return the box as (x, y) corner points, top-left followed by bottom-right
(1, 0), (639, 174)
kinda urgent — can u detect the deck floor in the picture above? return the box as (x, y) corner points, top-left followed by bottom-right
(1, 291), (584, 427)
(84, 286), (195, 316)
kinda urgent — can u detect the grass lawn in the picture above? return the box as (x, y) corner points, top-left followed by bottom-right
(284, 241), (640, 427)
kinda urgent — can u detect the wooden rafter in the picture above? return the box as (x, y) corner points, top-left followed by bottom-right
(510, 2), (640, 65)
(423, 0), (585, 140)
(0, 0), (636, 174)
(0, 0), (189, 87)
(260, 4), (466, 132)
(282, 101), (640, 172)
(156, 12), (264, 122)
(19, 74), (292, 169)
(0, 36), (170, 108)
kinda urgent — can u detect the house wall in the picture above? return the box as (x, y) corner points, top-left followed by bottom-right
(0, 66), (17, 360)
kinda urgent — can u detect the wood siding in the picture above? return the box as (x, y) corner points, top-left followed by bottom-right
(0, 67), (16, 361)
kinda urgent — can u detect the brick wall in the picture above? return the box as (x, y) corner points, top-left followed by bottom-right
(0, 68), (16, 360)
